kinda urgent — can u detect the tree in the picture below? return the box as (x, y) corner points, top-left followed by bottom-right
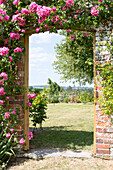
(47, 78), (64, 103)
(53, 30), (94, 85)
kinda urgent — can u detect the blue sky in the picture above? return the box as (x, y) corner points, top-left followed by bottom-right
(29, 31), (93, 87)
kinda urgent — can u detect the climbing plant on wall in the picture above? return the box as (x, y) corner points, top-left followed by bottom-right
(0, 0), (113, 167)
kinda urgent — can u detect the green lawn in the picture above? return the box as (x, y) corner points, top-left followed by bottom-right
(29, 103), (94, 151)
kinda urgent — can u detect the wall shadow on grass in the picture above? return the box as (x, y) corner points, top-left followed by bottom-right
(30, 126), (93, 151)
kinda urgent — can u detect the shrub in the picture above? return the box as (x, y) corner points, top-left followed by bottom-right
(29, 88), (48, 129)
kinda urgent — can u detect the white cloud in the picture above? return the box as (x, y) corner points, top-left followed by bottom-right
(29, 47), (43, 55)
(30, 53), (55, 63)
(29, 31), (62, 45)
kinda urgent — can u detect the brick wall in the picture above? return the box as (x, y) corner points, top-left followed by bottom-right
(95, 23), (113, 159)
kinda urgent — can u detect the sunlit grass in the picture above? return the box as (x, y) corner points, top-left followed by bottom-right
(30, 103), (94, 151)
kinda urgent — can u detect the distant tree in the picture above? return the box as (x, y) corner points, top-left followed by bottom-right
(53, 30), (93, 85)
(47, 78), (64, 103)
(67, 86), (72, 93)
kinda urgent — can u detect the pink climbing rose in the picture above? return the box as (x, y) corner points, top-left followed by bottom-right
(9, 56), (13, 62)
(6, 96), (9, 100)
(14, 47), (23, 53)
(0, 72), (8, 80)
(91, 6), (99, 16)
(26, 101), (32, 107)
(4, 112), (10, 119)
(27, 131), (33, 140)
(11, 110), (16, 114)
(21, 8), (30, 15)
(19, 138), (25, 144)
(4, 15), (9, 21)
(0, 80), (3, 85)
(67, 29), (71, 33)
(0, 87), (6, 95)
(6, 133), (11, 138)
(66, 0), (74, 7)
(71, 34), (75, 40)
(10, 128), (14, 132)
(29, 2), (38, 13)
(0, 47), (9, 56)
(13, 0), (19, 5)
(10, 32), (20, 40)
(27, 93), (37, 99)
(0, 100), (3, 105)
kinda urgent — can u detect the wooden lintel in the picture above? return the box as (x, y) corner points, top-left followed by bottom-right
(26, 26), (96, 35)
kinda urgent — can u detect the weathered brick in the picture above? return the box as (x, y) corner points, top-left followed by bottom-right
(9, 101), (24, 105)
(96, 138), (104, 143)
(96, 144), (110, 149)
(97, 122), (110, 127)
(96, 149), (110, 154)
(104, 127), (113, 133)
(96, 132), (111, 139)
(96, 128), (104, 133)
(104, 139), (113, 144)
(17, 62), (23, 67)
(15, 96), (24, 100)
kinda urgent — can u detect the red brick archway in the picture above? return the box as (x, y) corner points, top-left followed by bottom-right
(17, 25), (113, 159)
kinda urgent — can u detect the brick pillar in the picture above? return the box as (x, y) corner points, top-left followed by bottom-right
(95, 23), (113, 159)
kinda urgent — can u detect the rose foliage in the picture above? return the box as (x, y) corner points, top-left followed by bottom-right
(0, 0), (112, 167)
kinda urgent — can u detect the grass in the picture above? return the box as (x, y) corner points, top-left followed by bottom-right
(29, 103), (94, 151)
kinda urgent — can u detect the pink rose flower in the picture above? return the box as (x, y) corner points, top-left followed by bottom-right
(0, 72), (8, 80)
(6, 133), (11, 138)
(0, 47), (9, 56)
(27, 93), (37, 99)
(62, 6), (67, 11)
(10, 128), (14, 132)
(91, 6), (99, 16)
(11, 110), (16, 114)
(26, 101), (32, 107)
(6, 96), (9, 100)
(67, 29), (71, 33)
(51, 7), (57, 12)
(19, 138), (25, 144)
(27, 131), (33, 140)
(4, 112), (10, 119)
(21, 29), (25, 33)
(13, 0), (19, 5)
(4, 15), (9, 21)
(9, 56), (13, 62)
(66, 0), (74, 7)
(83, 32), (90, 37)
(10, 32), (20, 40)
(0, 8), (6, 15)
(99, 29), (102, 33)
(29, 2), (38, 13)
(71, 34), (75, 40)
(0, 100), (3, 105)
(0, 80), (3, 85)
(21, 8), (30, 15)
(14, 47), (23, 53)
(74, 15), (77, 19)
(0, 87), (6, 95)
